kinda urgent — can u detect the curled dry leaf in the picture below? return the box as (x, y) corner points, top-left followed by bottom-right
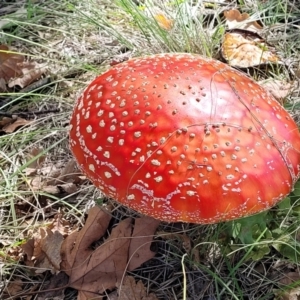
(110, 276), (158, 300)
(26, 146), (46, 169)
(8, 61), (47, 89)
(258, 79), (296, 102)
(0, 117), (13, 128)
(276, 272), (300, 300)
(60, 206), (159, 300)
(25, 159), (82, 197)
(224, 9), (263, 33)
(0, 44), (24, 89)
(48, 212), (71, 237)
(221, 30), (279, 68)
(22, 227), (64, 274)
(1, 117), (32, 133)
(2, 279), (23, 298)
(46, 159), (83, 186)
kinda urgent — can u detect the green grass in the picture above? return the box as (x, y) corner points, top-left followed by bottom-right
(1, 0), (300, 299)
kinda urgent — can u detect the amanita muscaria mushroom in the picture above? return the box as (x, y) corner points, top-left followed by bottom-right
(69, 53), (300, 224)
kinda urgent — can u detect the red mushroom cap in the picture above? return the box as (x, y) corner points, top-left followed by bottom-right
(69, 53), (300, 224)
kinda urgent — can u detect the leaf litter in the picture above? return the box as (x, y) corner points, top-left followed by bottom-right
(0, 116), (32, 133)
(18, 206), (160, 299)
(0, 44), (47, 92)
(3, 2), (300, 300)
(22, 227), (64, 274)
(222, 9), (280, 68)
(110, 276), (158, 300)
(61, 206), (160, 299)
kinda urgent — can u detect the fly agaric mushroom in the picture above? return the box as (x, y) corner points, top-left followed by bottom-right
(69, 53), (300, 224)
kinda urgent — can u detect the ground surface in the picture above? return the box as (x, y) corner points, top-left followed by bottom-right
(1, 0), (300, 299)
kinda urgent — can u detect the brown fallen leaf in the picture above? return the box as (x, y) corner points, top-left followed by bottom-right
(8, 61), (47, 89)
(224, 9), (263, 33)
(0, 44), (24, 90)
(60, 206), (160, 299)
(58, 182), (78, 194)
(46, 159), (83, 186)
(22, 228), (64, 274)
(26, 146), (46, 169)
(29, 176), (43, 190)
(61, 206), (112, 274)
(40, 185), (60, 194)
(62, 207), (129, 299)
(221, 30), (279, 68)
(26, 158), (81, 196)
(280, 272), (300, 286)
(0, 116), (13, 128)
(1, 117), (32, 133)
(36, 272), (69, 300)
(48, 212), (70, 237)
(0, 77), (6, 91)
(275, 272), (300, 300)
(259, 79), (296, 102)
(110, 276), (158, 300)
(276, 290), (300, 300)
(128, 216), (160, 271)
(2, 279), (23, 298)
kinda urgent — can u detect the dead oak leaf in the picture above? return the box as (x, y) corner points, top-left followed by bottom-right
(221, 30), (279, 68)
(128, 216), (160, 271)
(0, 116), (13, 128)
(0, 44), (24, 88)
(275, 272), (300, 300)
(22, 228), (64, 274)
(60, 206), (159, 299)
(8, 61), (47, 89)
(61, 205), (112, 274)
(63, 213), (132, 299)
(1, 117), (32, 133)
(258, 79), (295, 102)
(48, 212), (70, 237)
(36, 272), (69, 300)
(224, 9), (263, 33)
(2, 279), (23, 298)
(110, 276), (158, 300)
(26, 146), (46, 169)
